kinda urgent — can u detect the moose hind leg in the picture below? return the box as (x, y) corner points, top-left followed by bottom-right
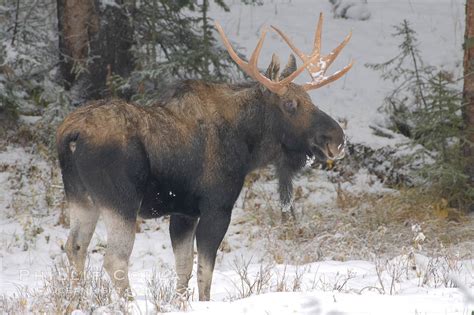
(65, 202), (99, 277)
(102, 209), (137, 296)
(195, 209), (231, 301)
(170, 215), (198, 294)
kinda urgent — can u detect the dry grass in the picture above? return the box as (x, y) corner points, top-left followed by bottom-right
(0, 260), (191, 314)
(346, 188), (473, 253)
(0, 258), (133, 314)
(0, 290), (29, 314)
(239, 168), (474, 263)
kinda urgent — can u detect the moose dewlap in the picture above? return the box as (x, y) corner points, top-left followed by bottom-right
(56, 13), (352, 301)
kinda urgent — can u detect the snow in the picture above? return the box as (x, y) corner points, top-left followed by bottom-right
(330, 0), (372, 21)
(163, 291), (466, 315)
(99, 0), (121, 9)
(18, 115), (42, 124)
(1, 0), (473, 314)
(2, 41), (18, 65)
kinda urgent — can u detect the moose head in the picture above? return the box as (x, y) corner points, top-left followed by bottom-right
(215, 12), (352, 165)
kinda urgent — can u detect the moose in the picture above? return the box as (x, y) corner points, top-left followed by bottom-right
(56, 13), (352, 301)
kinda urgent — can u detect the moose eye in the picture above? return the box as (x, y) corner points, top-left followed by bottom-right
(283, 100), (298, 114)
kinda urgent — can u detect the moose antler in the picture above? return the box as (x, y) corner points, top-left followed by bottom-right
(271, 13), (353, 91)
(215, 22), (320, 96)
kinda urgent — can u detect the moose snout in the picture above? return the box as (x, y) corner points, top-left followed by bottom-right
(311, 109), (347, 160)
(328, 131), (347, 160)
(328, 140), (346, 160)
(313, 132), (346, 161)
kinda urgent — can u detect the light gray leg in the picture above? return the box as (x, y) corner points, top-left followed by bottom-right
(65, 202), (99, 277)
(170, 215), (198, 295)
(195, 210), (231, 301)
(101, 209), (136, 296)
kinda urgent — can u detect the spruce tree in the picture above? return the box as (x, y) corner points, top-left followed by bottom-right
(368, 20), (474, 210)
(121, 0), (244, 104)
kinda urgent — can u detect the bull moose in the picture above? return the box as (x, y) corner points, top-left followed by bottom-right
(56, 13), (352, 301)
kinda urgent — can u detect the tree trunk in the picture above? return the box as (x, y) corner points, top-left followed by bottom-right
(463, 0), (474, 211)
(201, 0), (210, 79)
(57, 0), (134, 104)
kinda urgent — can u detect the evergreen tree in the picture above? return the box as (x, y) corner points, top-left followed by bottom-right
(127, 0), (244, 104)
(367, 20), (474, 210)
(0, 0), (58, 135)
(57, 0), (135, 103)
(367, 20), (433, 138)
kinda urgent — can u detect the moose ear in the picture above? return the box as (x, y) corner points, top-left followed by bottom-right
(279, 54), (297, 80)
(265, 53), (281, 82)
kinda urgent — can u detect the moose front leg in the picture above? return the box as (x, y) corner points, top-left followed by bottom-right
(169, 215), (198, 295)
(195, 207), (232, 301)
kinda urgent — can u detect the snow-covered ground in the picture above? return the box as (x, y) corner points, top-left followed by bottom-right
(1, 0), (473, 314)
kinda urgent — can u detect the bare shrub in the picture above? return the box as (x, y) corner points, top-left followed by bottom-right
(275, 264), (308, 292)
(316, 270), (357, 293)
(0, 289), (29, 314)
(374, 256), (406, 295)
(411, 251), (463, 288)
(439, 253), (463, 288)
(374, 257), (387, 294)
(2, 258), (132, 314)
(275, 265), (289, 292)
(146, 268), (190, 313)
(227, 256), (273, 300)
(30, 258), (121, 313)
(33, 260), (86, 313)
